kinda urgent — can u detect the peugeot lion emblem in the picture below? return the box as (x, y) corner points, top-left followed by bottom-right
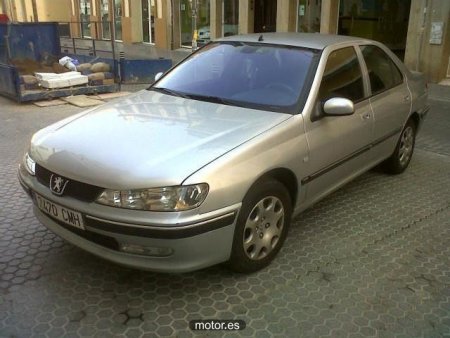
(50, 174), (69, 196)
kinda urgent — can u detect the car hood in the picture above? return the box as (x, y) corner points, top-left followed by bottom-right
(30, 90), (292, 189)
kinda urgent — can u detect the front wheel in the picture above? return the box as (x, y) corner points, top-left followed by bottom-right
(381, 119), (416, 174)
(227, 178), (292, 273)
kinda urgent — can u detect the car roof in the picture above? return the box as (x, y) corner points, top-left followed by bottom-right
(217, 32), (373, 50)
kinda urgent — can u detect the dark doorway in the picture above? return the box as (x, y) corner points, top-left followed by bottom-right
(338, 0), (411, 60)
(142, 0), (151, 43)
(254, 0), (277, 33)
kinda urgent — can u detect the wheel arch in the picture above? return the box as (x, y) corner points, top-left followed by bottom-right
(228, 167), (297, 272)
(251, 168), (299, 208)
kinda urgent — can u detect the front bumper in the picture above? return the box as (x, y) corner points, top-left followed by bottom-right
(19, 166), (240, 272)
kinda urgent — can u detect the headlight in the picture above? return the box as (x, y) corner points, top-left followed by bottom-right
(23, 152), (36, 175)
(96, 183), (209, 211)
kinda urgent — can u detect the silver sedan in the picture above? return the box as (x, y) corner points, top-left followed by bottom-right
(19, 33), (429, 273)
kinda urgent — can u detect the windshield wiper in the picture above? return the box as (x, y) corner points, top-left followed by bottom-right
(183, 94), (243, 107)
(151, 89), (246, 108)
(150, 87), (189, 98)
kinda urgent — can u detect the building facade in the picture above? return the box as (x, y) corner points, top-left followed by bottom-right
(1, 0), (449, 83)
(0, 0), (71, 22)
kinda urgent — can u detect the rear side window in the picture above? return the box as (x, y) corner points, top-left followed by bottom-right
(318, 47), (365, 102)
(360, 45), (403, 95)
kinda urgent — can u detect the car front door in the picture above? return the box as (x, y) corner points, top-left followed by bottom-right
(359, 44), (412, 162)
(302, 45), (374, 204)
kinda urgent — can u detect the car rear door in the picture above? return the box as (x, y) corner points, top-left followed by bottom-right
(302, 45), (374, 204)
(358, 44), (412, 162)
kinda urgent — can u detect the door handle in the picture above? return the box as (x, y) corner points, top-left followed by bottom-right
(404, 95), (410, 102)
(362, 112), (371, 120)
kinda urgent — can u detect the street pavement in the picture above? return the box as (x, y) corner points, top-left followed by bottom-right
(0, 86), (449, 337)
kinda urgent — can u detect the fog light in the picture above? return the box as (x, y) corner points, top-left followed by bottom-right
(119, 243), (173, 257)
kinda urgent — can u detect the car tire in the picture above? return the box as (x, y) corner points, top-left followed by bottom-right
(227, 178), (292, 273)
(381, 119), (416, 174)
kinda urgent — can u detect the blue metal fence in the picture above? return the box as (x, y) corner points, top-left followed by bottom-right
(5, 22), (61, 62)
(0, 22), (117, 102)
(0, 22), (173, 101)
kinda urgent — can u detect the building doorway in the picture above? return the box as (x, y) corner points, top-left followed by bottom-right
(99, 0), (110, 40)
(141, 0), (156, 43)
(254, 0), (277, 33)
(222, 0), (238, 37)
(113, 0), (123, 41)
(80, 0), (91, 38)
(338, 0), (411, 60)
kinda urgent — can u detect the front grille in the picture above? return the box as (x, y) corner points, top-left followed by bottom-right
(35, 164), (104, 202)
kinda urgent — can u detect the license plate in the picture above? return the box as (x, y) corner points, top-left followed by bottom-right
(35, 194), (85, 230)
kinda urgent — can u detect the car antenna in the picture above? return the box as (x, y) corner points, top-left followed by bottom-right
(258, 34), (264, 42)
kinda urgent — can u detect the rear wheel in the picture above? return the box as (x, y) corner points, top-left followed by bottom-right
(381, 119), (416, 174)
(227, 178), (292, 273)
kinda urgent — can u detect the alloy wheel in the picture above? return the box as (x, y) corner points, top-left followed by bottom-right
(398, 126), (414, 166)
(243, 196), (284, 260)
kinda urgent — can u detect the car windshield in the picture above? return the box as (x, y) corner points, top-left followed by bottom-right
(152, 41), (318, 113)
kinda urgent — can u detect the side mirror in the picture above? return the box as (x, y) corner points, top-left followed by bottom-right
(323, 98), (354, 116)
(154, 72), (163, 82)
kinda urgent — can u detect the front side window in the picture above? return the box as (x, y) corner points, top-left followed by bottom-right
(153, 42), (318, 113)
(318, 47), (365, 102)
(360, 45), (403, 95)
